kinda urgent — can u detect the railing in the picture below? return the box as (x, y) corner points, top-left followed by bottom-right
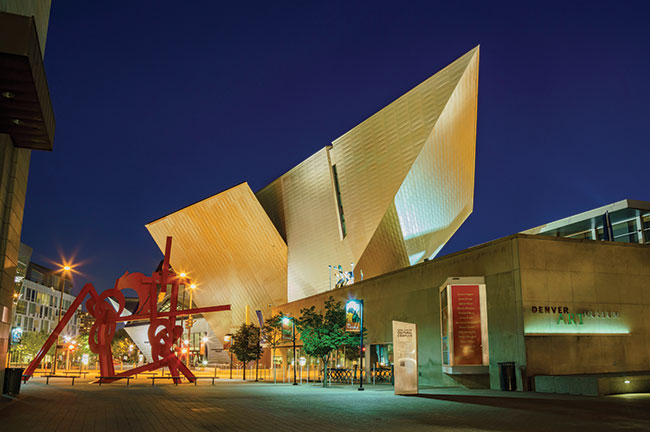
(15, 364), (394, 384)
(325, 366), (393, 384)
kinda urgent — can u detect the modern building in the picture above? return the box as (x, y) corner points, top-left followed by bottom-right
(146, 46), (480, 347)
(76, 311), (94, 337)
(11, 256), (79, 342)
(521, 199), (650, 244)
(272, 232), (650, 395)
(142, 41), (650, 394)
(0, 1), (55, 390)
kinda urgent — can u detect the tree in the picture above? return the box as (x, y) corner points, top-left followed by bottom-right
(76, 334), (97, 367)
(296, 296), (357, 387)
(229, 323), (262, 380)
(263, 313), (285, 384)
(111, 328), (137, 363)
(10, 330), (54, 365)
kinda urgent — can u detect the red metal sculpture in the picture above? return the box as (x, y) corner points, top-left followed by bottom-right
(22, 237), (230, 384)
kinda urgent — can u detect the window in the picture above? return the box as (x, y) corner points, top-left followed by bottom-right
(612, 220), (638, 243)
(30, 269), (43, 284)
(566, 230), (593, 240)
(331, 164), (347, 238)
(16, 300), (26, 315)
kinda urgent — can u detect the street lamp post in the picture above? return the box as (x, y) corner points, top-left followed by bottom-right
(358, 299), (364, 391)
(283, 316), (298, 386)
(255, 326), (260, 382)
(187, 283), (196, 368)
(224, 334), (233, 379)
(292, 318), (297, 386)
(52, 265), (72, 374)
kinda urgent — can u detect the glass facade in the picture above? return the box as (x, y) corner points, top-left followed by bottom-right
(643, 215), (650, 244)
(12, 279), (79, 335)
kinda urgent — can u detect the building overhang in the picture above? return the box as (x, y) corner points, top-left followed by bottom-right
(0, 11), (54, 151)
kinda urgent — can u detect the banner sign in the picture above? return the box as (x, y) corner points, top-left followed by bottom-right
(392, 320), (418, 395)
(255, 310), (264, 328)
(255, 309), (266, 342)
(450, 285), (483, 365)
(10, 327), (22, 344)
(345, 299), (362, 332)
(281, 317), (293, 341)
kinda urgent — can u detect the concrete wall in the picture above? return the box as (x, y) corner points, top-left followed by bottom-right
(273, 235), (527, 389)
(0, 135), (31, 391)
(0, 0), (51, 393)
(518, 236), (650, 377)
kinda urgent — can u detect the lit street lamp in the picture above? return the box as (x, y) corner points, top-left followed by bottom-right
(53, 263), (74, 374)
(181, 282), (197, 367)
(224, 334), (233, 379)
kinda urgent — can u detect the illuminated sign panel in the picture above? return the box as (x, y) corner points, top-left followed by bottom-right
(523, 303), (628, 335)
(345, 299), (362, 332)
(392, 320), (418, 395)
(439, 277), (489, 372)
(451, 285), (482, 365)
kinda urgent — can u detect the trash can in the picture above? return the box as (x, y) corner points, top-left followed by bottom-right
(498, 362), (516, 391)
(3, 368), (24, 396)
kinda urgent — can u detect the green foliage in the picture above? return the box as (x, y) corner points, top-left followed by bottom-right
(262, 313), (284, 349)
(230, 323), (262, 364)
(296, 297), (357, 372)
(77, 334), (93, 355)
(111, 328), (137, 362)
(230, 323), (262, 380)
(10, 330), (54, 362)
(262, 313), (285, 383)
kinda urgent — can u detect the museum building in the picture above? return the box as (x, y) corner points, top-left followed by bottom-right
(142, 45), (649, 394)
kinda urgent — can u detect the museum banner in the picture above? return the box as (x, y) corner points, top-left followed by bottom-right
(392, 320), (418, 395)
(345, 299), (362, 332)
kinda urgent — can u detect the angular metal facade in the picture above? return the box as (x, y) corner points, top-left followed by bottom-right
(257, 46), (479, 301)
(145, 183), (288, 335)
(146, 46), (479, 322)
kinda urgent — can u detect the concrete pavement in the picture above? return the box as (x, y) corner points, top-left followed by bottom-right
(1, 378), (649, 431)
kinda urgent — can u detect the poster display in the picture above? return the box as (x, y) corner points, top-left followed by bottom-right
(281, 318), (293, 341)
(439, 277), (489, 372)
(392, 320), (418, 395)
(451, 285), (482, 365)
(345, 299), (362, 332)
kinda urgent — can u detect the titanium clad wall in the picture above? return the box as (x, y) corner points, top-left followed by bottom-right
(393, 47), (479, 264)
(145, 183), (287, 338)
(258, 148), (356, 300)
(354, 202), (409, 280)
(258, 47), (479, 301)
(330, 47), (479, 263)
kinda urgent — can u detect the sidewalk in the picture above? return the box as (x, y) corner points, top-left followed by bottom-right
(2, 378), (649, 431)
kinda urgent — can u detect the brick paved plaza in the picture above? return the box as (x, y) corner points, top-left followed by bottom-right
(1, 378), (650, 431)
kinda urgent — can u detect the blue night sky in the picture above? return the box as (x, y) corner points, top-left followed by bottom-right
(22, 1), (650, 294)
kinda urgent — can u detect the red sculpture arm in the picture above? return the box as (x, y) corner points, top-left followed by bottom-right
(23, 283), (100, 379)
